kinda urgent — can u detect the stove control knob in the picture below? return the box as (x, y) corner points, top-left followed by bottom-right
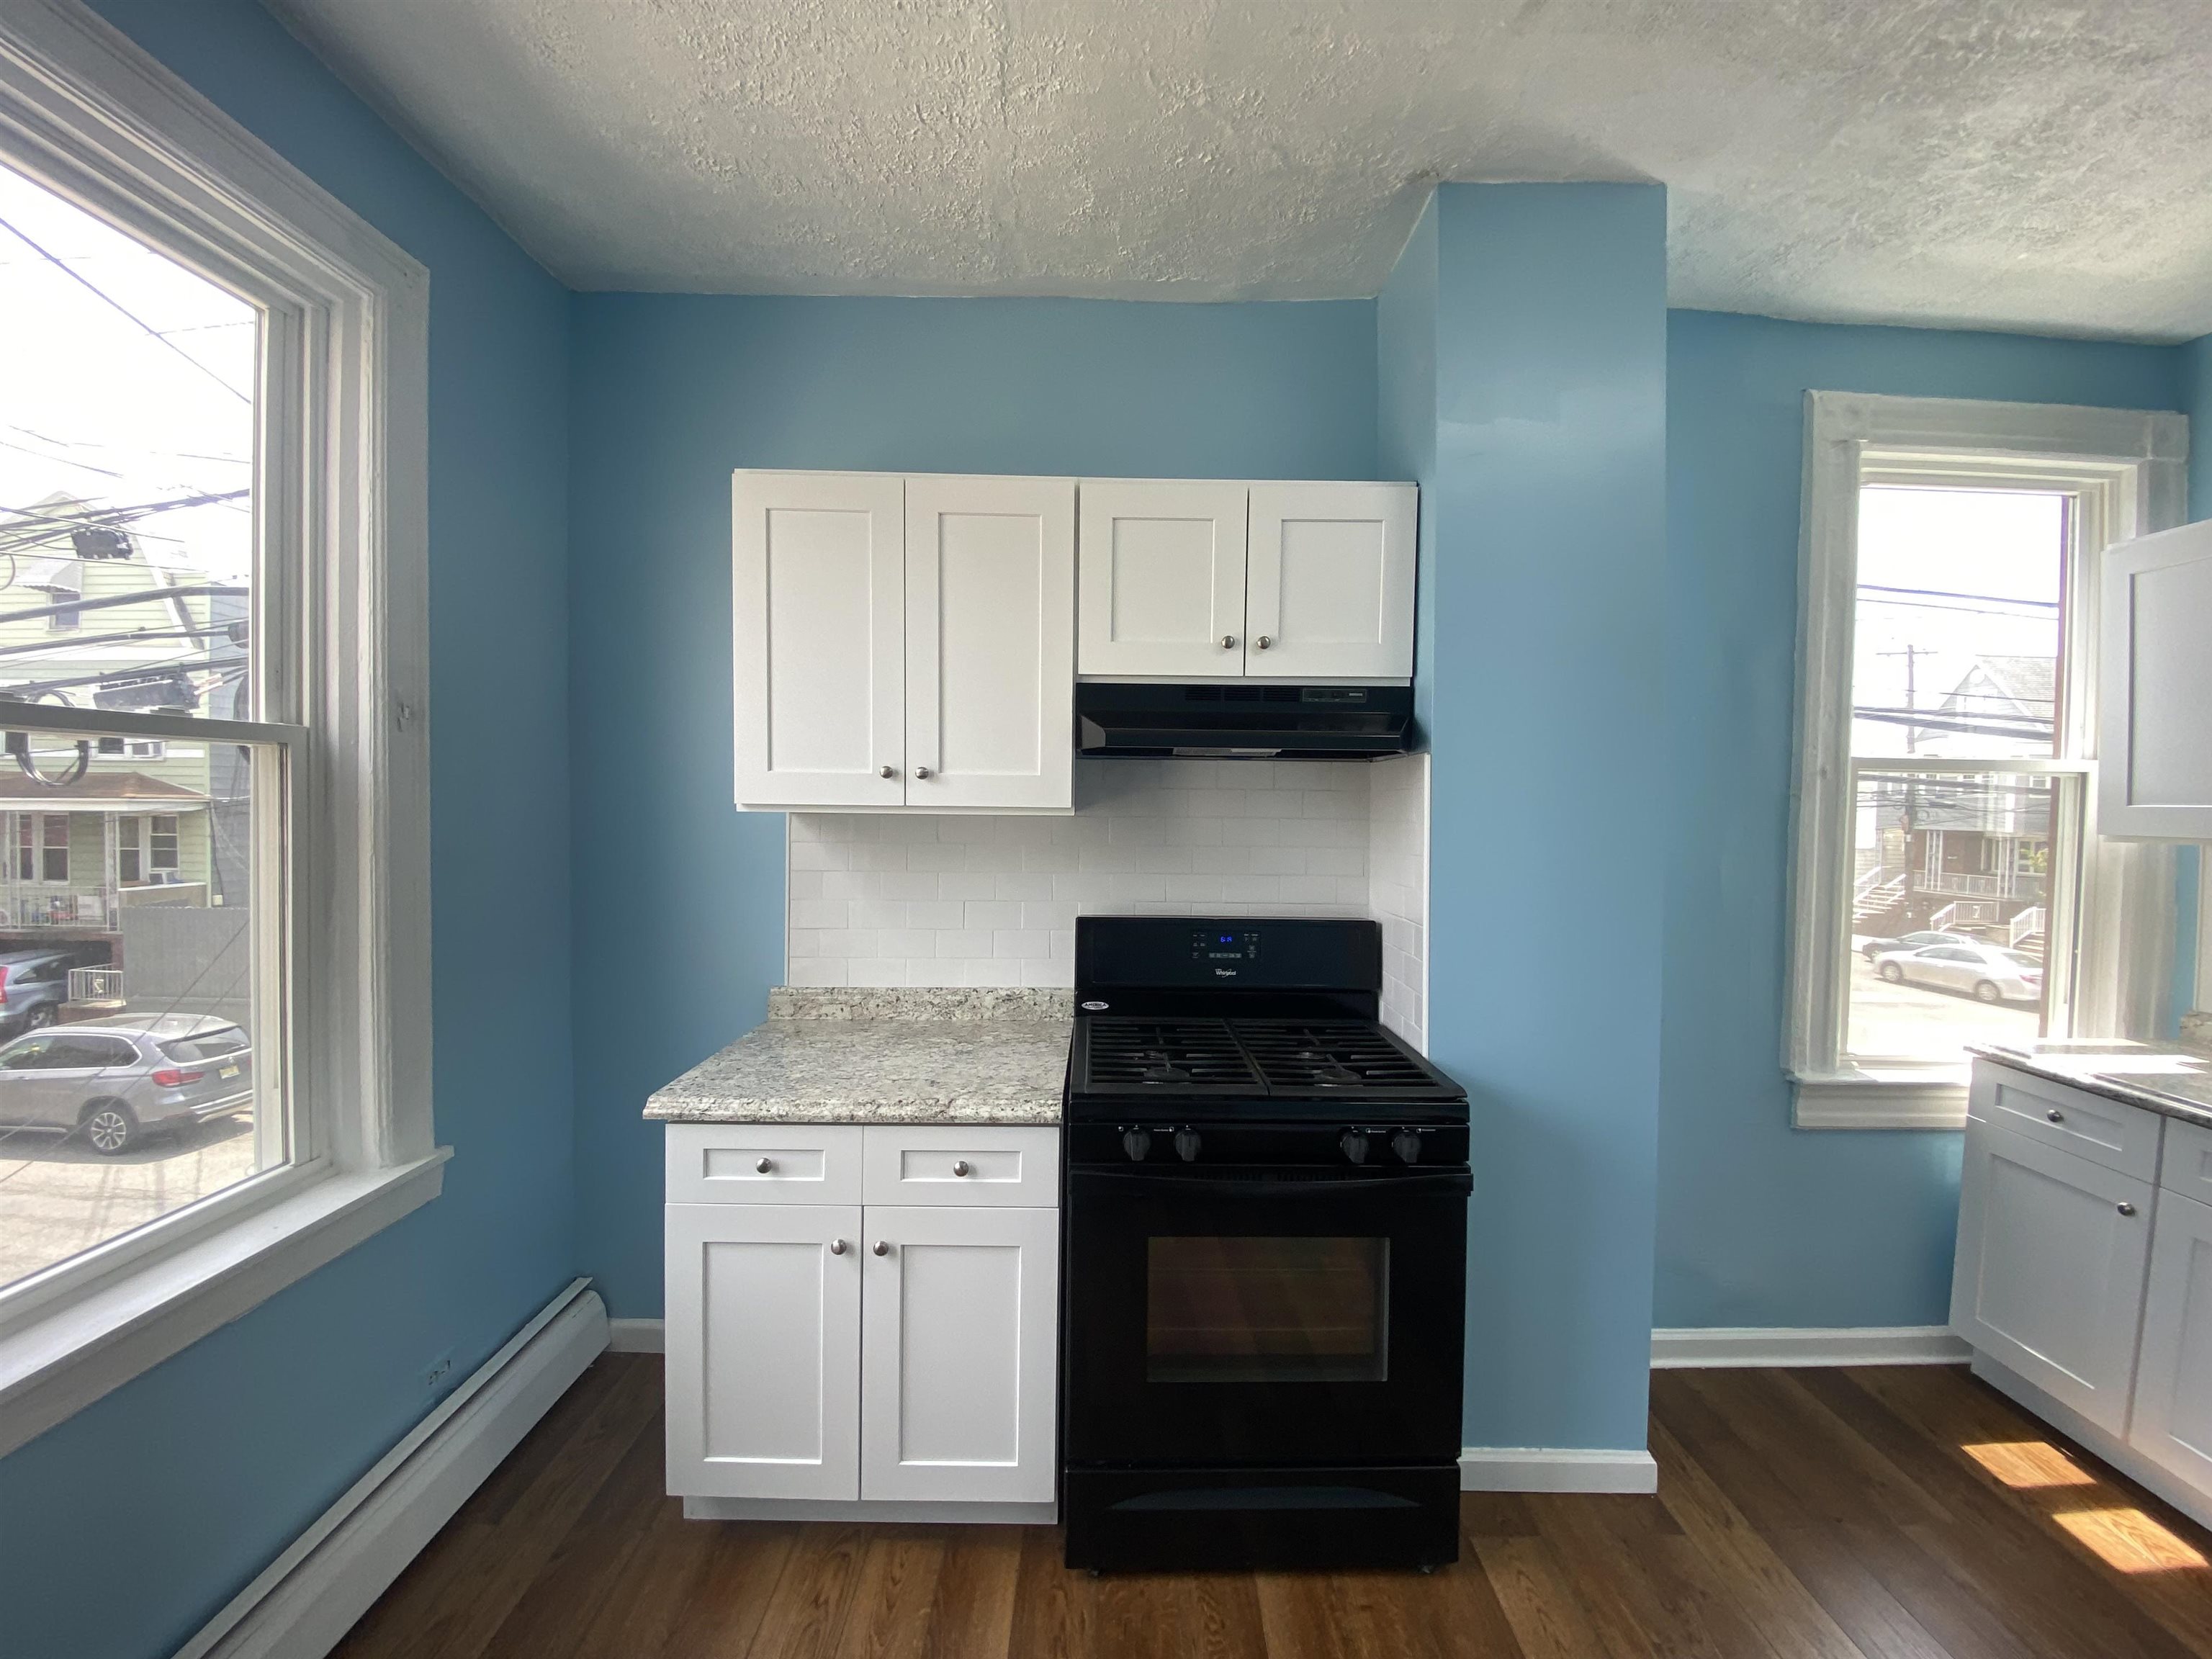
(1393, 1130), (1423, 1165)
(1339, 1130), (1370, 1165)
(1121, 1128), (1152, 1162)
(1174, 1128), (1202, 1163)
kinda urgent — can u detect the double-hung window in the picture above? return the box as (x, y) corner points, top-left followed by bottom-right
(0, 1), (435, 1453)
(1786, 392), (2188, 1129)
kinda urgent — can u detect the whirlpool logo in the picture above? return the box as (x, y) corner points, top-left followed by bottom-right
(1213, 966), (1238, 978)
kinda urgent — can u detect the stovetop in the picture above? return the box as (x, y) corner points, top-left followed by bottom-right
(1070, 1015), (1466, 1111)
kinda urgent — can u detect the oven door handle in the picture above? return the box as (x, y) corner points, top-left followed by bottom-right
(1073, 1168), (1473, 1198)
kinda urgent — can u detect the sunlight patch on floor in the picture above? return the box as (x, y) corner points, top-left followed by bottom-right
(1963, 1440), (2097, 1489)
(2051, 1507), (2208, 1573)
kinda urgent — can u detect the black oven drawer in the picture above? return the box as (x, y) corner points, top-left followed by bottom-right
(1062, 1165), (1470, 1468)
(1064, 1463), (1462, 1572)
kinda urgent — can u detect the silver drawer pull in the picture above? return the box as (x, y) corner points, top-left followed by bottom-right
(830, 1238), (848, 1255)
(873, 1239), (891, 1256)
(2118, 1202), (2138, 1217)
(953, 1159), (971, 1177)
(1220, 634), (1237, 649)
(2047, 1110), (2064, 1123)
(756, 1156), (773, 1174)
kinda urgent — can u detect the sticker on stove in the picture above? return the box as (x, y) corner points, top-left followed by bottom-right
(1080, 999), (1110, 1011)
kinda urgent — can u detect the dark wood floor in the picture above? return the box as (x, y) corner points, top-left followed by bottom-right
(331, 1354), (2212, 1658)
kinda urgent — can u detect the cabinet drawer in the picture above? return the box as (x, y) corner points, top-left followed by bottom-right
(863, 1125), (1060, 1208)
(665, 1123), (863, 1205)
(2162, 1118), (2212, 1202)
(1973, 1065), (2163, 1182)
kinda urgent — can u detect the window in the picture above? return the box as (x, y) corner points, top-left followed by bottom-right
(0, 2), (434, 1456)
(1786, 393), (2188, 1128)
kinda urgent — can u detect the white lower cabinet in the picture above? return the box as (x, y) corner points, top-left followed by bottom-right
(1952, 1060), (2212, 1532)
(1951, 1112), (2154, 1435)
(665, 1201), (862, 1499)
(665, 1123), (1059, 1517)
(860, 1205), (1059, 1503)
(2128, 1187), (2212, 1490)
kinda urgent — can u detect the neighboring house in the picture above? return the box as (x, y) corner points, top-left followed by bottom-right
(0, 494), (246, 958)
(1851, 653), (2056, 945)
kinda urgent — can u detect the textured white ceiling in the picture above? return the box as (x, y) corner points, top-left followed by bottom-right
(268, 0), (2212, 341)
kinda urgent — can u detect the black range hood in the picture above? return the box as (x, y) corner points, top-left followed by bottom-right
(1075, 681), (1414, 760)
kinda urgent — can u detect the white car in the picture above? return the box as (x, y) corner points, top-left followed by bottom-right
(1873, 942), (2043, 1005)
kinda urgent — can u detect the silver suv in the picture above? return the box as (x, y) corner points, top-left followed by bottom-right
(0, 1016), (253, 1155)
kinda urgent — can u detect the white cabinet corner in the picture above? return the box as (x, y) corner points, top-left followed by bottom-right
(2098, 518), (2212, 840)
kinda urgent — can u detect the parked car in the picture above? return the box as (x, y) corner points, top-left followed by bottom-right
(1872, 943), (2043, 1005)
(0, 947), (108, 1038)
(0, 1015), (252, 1155)
(1858, 929), (1983, 963)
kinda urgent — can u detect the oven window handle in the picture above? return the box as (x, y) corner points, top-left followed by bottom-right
(1072, 1168), (1472, 1198)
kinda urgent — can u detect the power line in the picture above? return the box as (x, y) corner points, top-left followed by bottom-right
(1858, 583), (2058, 609)
(0, 212), (251, 404)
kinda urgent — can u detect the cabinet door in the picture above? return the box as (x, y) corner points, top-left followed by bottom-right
(733, 472), (905, 808)
(2128, 1190), (2212, 1490)
(906, 476), (1075, 810)
(1077, 480), (1248, 678)
(665, 1202), (861, 1499)
(1245, 482), (1416, 680)
(2098, 518), (2212, 839)
(1951, 1118), (2154, 1435)
(860, 1205), (1058, 1503)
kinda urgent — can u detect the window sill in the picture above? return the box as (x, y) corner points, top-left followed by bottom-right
(1791, 1069), (1969, 1130)
(0, 1148), (449, 1457)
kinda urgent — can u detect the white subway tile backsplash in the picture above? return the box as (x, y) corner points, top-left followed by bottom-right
(786, 757), (1426, 1005)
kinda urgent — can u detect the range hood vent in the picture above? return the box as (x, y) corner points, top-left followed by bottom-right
(1075, 682), (1414, 760)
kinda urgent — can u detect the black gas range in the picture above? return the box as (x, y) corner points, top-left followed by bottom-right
(1059, 916), (1471, 1573)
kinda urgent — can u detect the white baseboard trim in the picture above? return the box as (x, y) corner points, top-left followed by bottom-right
(607, 1316), (665, 1354)
(1651, 1326), (1971, 1369)
(177, 1277), (608, 1659)
(1459, 1447), (1659, 1494)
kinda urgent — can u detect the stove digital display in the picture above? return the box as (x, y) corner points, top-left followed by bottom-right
(1190, 928), (1260, 963)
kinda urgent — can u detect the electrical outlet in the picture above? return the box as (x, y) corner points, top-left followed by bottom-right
(422, 1350), (453, 1393)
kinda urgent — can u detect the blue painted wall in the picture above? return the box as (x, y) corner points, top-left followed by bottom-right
(1398, 184), (1671, 1451)
(570, 295), (1380, 1315)
(1656, 310), (2186, 1328)
(1377, 196), (1439, 740)
(0, 5), (576, 1657)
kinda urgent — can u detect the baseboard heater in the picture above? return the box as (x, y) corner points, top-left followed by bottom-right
(177, 1277), (608, 1659)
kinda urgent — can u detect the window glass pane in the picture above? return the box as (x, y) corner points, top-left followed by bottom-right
(0, 163), (256, 721)
(0, 726), (277, 1290)
(1853, 487), (2066, 761)
(1847, 770), (2061, 1063)
(1146, 1236), (1389, 1383)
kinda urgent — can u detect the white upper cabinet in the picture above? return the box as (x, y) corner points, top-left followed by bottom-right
(906, 477), (1075, 811)
(734, 472), (906, 809)
(1077, 480), (1249, 678)
(2099, 518), (2212, 839)
(1246, 482), (1417, 680)
(734, 471), (1074, 813)
(1076, 479), (1416, 680)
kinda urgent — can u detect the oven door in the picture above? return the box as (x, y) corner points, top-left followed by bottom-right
(1063, 1164), (1470, 1467)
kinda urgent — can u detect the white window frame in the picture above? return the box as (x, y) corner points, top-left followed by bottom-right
(0, 1), (437, 1455)
(1786, 392), (2187, 1130)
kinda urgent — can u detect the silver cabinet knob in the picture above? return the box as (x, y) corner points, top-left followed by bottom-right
(756, 1156), (773, 1174)
(2118, 1202), (2138, 1217)
(953, 1159), (971, 1177)
(1255, 635), (1272, 649)
(879, 765), (896, 778)
(830, 1238), (848, 1255)
(914, 766), (932, 779)
(1220, 634), (1237, 649)
(872, 1239), (891, 1256)
(2047, 1110), (2064, 1123)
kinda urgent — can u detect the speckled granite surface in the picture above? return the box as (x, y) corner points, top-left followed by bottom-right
(647, 988), (1071, 1125)
(1972, 1040), (2212, 1131)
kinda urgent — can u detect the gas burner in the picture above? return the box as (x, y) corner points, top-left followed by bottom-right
(1138, 1064), (1192, 1085)
(1311, 1064), (1362, 1086)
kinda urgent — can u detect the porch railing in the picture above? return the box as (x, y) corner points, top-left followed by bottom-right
(0, 884), (117, 930)
(66, 966), (123, 1005)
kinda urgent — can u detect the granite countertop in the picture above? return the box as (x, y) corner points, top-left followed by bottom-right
(645, 987), (1073, 1125)
(1970, 1039), (2212, 1132)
